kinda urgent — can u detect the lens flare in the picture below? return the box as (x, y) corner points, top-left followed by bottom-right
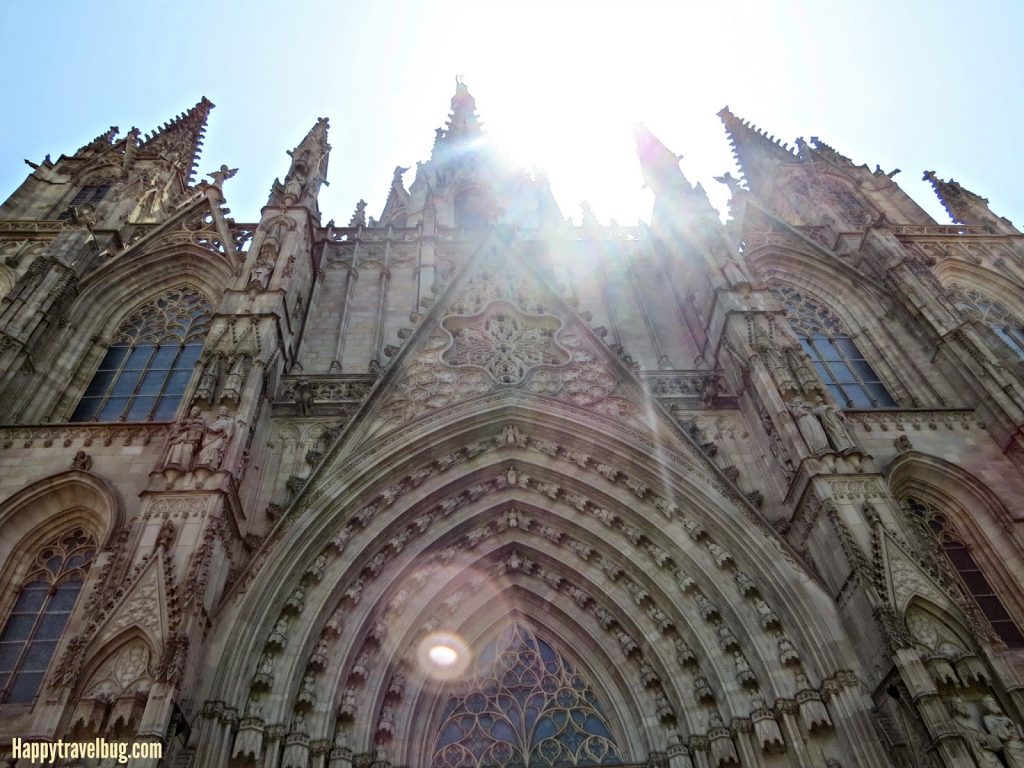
(428, 644), (459, 666)
(418, 631), (470, 680)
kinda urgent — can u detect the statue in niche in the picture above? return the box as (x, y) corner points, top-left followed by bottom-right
(294, 378), (314, 417)
(812, 395), (856, 454)
(981, 696), (1024, 768)
(197, 406), (235, 470)
(249, 254), (274, 289)
(220, 357), (247, 403)
(195, 358), (220, 403)
(788, 398), (830, 455)
(949, 697), (1002, 768)
(164, 406), (207, 472)
(284, 168), (307, 203)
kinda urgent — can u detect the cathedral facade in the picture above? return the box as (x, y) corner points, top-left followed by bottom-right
(0, 83), (1022, 768)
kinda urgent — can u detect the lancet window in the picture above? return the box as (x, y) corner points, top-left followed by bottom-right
(0, 528), (96, 703)
(57, 184), (112, 219)
(948, 283), (1024, 358)
(773, 284), (896, 408)
(903, 497), (1024, 648)
(432, 623), (622, 768)
(70, 287), (212, 422)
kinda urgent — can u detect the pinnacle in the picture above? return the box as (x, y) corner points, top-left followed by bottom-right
(75, 125), (120, 155)
(139, 96), (215, 185)
(443, 77), (484, 141)
(922, 170), (987, 225)
(717, 106), (798, 191)
(297, 117), (331, 149)
(634, 123), (691, 194)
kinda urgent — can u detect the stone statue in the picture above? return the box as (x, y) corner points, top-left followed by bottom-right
(982, 695), (1024, 768)
(197, 406), (235, 470)
(812, 396), (856, 454)
(206, 164), (238, 189)
(789, 398), (830, 455)
(164, 406), (206, 472)
(950, 696), (1002, 768)
(294, 378), (314, 417)
(195, 358), (220, 403)
(284, 169), (306, 202)
(221, 357), (247, 403)
(249, 255), (274, 289)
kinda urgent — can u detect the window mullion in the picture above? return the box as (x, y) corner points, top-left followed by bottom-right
(147, 345), (180, 420)
(3, 583), (52, 702)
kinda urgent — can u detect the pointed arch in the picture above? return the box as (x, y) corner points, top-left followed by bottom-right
(939, 273), (1024, 358)
(0, 471), (122, 703)
(423, 621), (623, 768)
(68, 629), (157, 737)
(903, 597), (977, 655)
(27, 225), (230, 423)
(204, 395), (867, 767)
(67, 285), (212, 422)
(886, 451), (1024, 647)
(768, 280), (897, 408)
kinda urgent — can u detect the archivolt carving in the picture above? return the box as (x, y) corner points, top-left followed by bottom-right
(243, 423), (820, 754)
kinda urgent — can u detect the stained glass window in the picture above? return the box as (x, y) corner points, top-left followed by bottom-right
(948, 283), (1024, 358)
(773, 284), (897, 409)
(432, 624), (622, 768)
(70, 287), (211, 422)
(0, 528), (95, 703)
(903, 497), (1024, 648)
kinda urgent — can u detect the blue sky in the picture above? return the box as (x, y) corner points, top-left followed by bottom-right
(1, 0), (1021, 227)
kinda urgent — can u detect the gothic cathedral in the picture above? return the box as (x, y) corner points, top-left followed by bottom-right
(0, 83), (1022, 768)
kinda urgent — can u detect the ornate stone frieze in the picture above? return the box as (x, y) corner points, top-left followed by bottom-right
(844, 409), (982, 432)
(0, 423), (169, 449)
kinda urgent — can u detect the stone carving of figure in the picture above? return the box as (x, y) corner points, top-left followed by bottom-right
(195, 358), (220, 403)
(221, 357), (248, 404)
(207, 164), (238, 189)
(812, 396), (856, 454)
(284, 169), (307, 203)
(788, 398), (830, 455)
(197, 406), (235, 470)
(982, 695), (1024, 768)
(164, 406), (206, 472)
(750, 693), (785, 753)
(249, 253), (274, 289)
(950, 696), (1002, 768)
(785, 347), (820, 394)
(294, 378), (314, 417)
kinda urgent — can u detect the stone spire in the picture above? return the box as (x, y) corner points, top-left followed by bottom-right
(268, 117), (331, 210)
(138, 97), (214, 184)
(717, 107), (799, 192)
(349, 199), (367, 227)
(430, 78), (486, 166)
(636, 124), (719, 219)
(922, 170), (1012, 230)
(634, 123), (691, 197)
(378, 166), (410, 226)
(74, 125), (121, 157)
(444, 77), (484, 142)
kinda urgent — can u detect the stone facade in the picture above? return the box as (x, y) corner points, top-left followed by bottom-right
(0, 84), (1022, 768)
